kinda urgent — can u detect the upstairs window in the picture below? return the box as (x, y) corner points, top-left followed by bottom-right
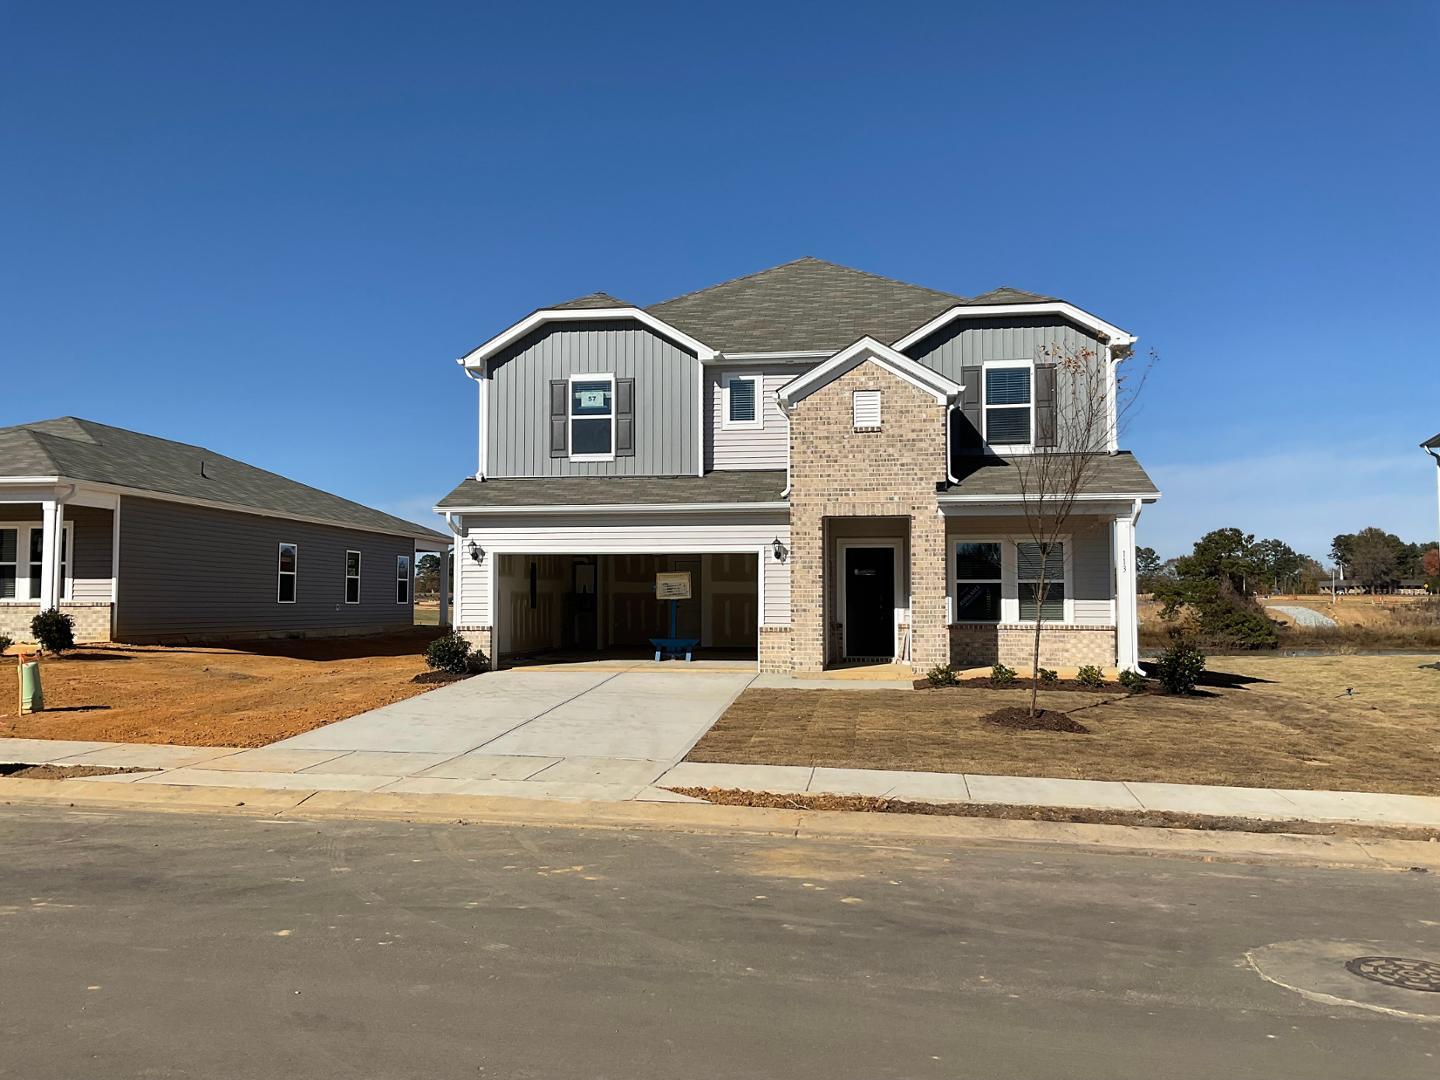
(277, 542), (298, 604)
(396, 555), (411, 604)
(569, 375), (615, 460)
(984, 363), (1032, 447)
(852, 389), (882, 430)
(344, 550), (361, 604)
(1017, 541), (1066, 621)
(722, 373), (762, 430)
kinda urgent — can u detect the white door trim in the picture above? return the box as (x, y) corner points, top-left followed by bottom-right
(836, 538), (904, 661)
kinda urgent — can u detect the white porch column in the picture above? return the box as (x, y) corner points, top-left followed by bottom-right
(437, 545), (451, 627)
(38, 500), (64, 609)
(1114, 506), (1140, 673)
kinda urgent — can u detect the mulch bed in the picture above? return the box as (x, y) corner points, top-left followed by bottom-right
(915, 677), (1118, 693)
(981, 706), (1090, 733)
(668, 787), (1440, 843)
(0, 763), (153, 780)
(410, 671), (471, 685)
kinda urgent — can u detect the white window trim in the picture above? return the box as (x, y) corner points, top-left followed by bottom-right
(344, 549), (361, 605)
(396, 554), (411, 605)
(947, 534), (1074, 625)
(567, 372), (617, 462)
(277, 542), (298, 604)
(720, 371), (764, 431)
(982, 359), (1035, 453)
(0, 522), (75, 602)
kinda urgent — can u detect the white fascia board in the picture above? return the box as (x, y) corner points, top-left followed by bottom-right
(60, 478), (449, 544)
(938, 491), (1161, 507)
(434, 501), (790, 515)
(458, 307), (717, 367)
(893, 303), (1138, 352)
(709, 350), (833, 363)
(777, 336), (962, 408)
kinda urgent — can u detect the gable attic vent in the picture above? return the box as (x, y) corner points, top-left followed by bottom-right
(852, 389), (881, 430)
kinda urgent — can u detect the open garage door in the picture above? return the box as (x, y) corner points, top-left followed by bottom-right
(493, 552), (758, 667)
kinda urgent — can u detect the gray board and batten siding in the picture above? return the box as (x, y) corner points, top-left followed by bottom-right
(114, 496), (416, 642)
(486, 320), (702, 478)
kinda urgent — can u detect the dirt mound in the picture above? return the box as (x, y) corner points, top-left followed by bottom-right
(981, 706), (1090, 733)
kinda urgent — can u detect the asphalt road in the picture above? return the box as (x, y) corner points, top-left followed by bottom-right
(2, 806), (1438, 1079)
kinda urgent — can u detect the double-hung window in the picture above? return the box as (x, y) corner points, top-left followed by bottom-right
(0, 524), (70, 601)
(984, 362), (1033, 448)
(396, 555), (411, 604)
(953, 542), (1002, 622)
(277, 542), (298, 603)
(569, 374), (615, 460)
(28, 529), (68, 601)
(722, 373), (762, 430)
(1017, 542), (1066, 622)
(344, 550), (361, 604)
(0, 528), (16, 600)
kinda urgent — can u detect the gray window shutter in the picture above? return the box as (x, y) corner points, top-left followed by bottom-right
(549, 380), (568, 458)
(1035, 363), (1058, 448)
(958, 365), (982, 448)
(615, 377), (636, 457)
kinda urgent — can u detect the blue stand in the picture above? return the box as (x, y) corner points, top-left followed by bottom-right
(649, 599), (699, 661)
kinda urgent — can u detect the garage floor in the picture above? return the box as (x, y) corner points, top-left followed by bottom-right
(265, 668), (755, 799)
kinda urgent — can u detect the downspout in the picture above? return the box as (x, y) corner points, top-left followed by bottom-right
(779, 390), (792, 498)
(458, 358), (485, 481)
(945, 394), (960, 485)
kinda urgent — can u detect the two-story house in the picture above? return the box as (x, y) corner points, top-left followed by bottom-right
(437, 258), (1159, 674)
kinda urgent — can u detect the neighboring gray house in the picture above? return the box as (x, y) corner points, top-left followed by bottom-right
(0, 418), (448, 644)
(438, 257), (1160, 674)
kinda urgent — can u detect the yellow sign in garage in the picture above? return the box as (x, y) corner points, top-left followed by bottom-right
(655, 571), (692, 601)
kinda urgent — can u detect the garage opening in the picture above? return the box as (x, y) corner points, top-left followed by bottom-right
(493, 552), (758, 668)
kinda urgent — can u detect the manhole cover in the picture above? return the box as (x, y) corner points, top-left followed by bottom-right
(1345, 956), (1440, 993)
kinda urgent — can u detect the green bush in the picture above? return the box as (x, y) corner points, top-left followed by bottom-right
(1076, 665), (1105, 688)
(926, 664), (958, 687)
(1117, 668), (1147, 691)
(990, 662), (1016, 685)
(30, 608), (75, 653)
(1037, 668), (1058, 684)
(1154, 639), (1207, 694)
(424, 632), (473, 675)
(0, 633), (12, 656)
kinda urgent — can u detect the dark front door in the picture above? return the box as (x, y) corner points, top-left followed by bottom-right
(844, 547), (895, 659)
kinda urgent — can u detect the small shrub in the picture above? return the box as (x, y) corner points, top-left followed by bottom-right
(0, 633), (12, 656)
(30, 608), (75, 653)
(1117, 668), (1147, 691)
(990, 662), (1016, 685)
(1037, 668), (1058, 684)
(1154, 639), (1207, 694)
(926, 663), (958, 687)
(1076, 665), (1105, 688)
(424, 632), (472, 675)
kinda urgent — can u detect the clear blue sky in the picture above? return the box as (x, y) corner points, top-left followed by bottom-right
(4, 2), (1437, 561)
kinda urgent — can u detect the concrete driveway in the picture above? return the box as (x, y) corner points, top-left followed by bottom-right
(249, 669), (754, 800)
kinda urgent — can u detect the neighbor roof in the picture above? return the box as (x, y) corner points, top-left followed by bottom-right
(438, 470), (787, 510)
(940, 452), (1159, 500)
(0, 417), (447, 540)
(1423, 432), (1440, 449)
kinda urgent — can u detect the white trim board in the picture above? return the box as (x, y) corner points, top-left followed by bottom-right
(458, 306), (718, 368)
(778, 336), (962, 408)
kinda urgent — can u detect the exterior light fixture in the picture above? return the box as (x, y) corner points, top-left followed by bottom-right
(771, 537), (788, 563)
(468, 541), (485, 563)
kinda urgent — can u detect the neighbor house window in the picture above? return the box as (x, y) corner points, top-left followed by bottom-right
(27, 527), (69, 602)
(569, 374), (615, 460)
(277, 542), (298, 603)
(396, 555), (411, 604)
(1017, 541), (1066, 622)
(344, 550), (361, 604)
(0, 528), (16, 600)
(852, 389), (882, 430)
(722, 373), (762, 430)
(954, 542), (1002, 622)
(984, 362), (1033, 447)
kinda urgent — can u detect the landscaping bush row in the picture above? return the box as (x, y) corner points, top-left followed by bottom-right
(922, 639), (1207, 696)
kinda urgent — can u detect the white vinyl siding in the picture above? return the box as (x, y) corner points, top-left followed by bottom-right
(708, 364), (806, 471)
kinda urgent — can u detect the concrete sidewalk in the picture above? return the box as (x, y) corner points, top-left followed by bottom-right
(5, 735), (1440, 827)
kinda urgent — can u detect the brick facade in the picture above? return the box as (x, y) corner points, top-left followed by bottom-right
(949, 623), (1117, 672)
(786, 359), (949, 674)
(455, 625), (494, 667)
(758, 625), (792, 674)
(0, 602), (113, 645)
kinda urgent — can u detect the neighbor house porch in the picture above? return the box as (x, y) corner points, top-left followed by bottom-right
(0, 487), (118, 644)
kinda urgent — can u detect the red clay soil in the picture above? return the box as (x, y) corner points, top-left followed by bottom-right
(0, 630), (442, 747)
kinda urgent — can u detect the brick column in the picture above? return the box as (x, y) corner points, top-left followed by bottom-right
(909, 509), (948, 669)
(788, 505), (826, 672)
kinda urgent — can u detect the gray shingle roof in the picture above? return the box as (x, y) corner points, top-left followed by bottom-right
(1423, 432), (1440, 449)
(0, 418), (447, 540)
(549, 292), (632, 310)
(647, 257), (965, 353)
(438, 470), (787, 510)
(941, 452), (1158, 499)
(966, 286), (1059, 305)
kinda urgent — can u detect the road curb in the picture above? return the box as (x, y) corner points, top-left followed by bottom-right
(5, 776), (1440, 871)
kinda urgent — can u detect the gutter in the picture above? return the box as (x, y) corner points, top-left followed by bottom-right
(433, 501), (790, 516)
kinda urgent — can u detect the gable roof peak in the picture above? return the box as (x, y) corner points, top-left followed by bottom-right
(547, 291), (633, 310)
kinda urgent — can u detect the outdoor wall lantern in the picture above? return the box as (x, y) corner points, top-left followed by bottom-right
(468, 541), (485, 563)
(771, 537), (788, 563)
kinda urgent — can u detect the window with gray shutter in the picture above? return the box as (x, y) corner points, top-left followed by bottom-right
(1016, 541), (1065, 621)
(615, 377), (635, 457)
(957, 365), (983, 449)
(548, 380), (568, 457)
(984, 364), (1032, 447)
(1034, 363), (1058, 448)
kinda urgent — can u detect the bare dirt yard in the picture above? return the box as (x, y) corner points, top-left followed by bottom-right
(0, 630), (441, 748)
(687, 654), (1440, 795)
